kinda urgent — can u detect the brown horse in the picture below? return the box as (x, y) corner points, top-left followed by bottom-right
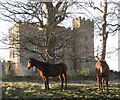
(27, 58), (67, 90)
(96, 58), (110, 91)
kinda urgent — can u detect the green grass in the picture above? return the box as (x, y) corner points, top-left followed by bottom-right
(1, 81), (120, 99)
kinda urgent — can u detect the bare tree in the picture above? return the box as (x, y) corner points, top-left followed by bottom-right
(0, 0), (76, 62)
(81, 0), (119, 60)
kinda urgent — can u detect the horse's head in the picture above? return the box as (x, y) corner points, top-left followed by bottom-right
(99, 66), (104, 75)
(99, 61), (107, 75)
(27, 58), (35, 70)
(96, 59), (105, 75)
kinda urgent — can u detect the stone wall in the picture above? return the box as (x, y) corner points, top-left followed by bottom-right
(2, 60), (36, 76)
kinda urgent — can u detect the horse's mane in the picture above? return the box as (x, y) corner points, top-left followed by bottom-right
(29, 58), (50, 66)
(30, 58), (46, 62)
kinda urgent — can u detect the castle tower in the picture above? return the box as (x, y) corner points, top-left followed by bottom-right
(9, 22), (43, 76)
(71, 17), (95, 72)
(72, 17), (94, 57)
(9, 24), (20, 64)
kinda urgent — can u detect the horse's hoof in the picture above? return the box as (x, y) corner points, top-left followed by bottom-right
(64, 88), (67, 90)
(44, 88), (49, 91)
(98, 88), (100, 91)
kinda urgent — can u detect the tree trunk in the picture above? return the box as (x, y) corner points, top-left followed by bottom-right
(100, 0), (108, 61)
(45, 2), (56, 26)
(44, 2), (56, 62)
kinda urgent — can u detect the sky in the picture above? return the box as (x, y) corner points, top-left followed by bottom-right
(0, 0), (119, 71)
(0, 20), (13, 60)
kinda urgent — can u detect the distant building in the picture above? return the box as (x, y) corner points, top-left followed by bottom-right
(8, 17), (95, 76)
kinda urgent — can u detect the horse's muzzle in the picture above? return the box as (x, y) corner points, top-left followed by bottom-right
(101, 73), (104, 76)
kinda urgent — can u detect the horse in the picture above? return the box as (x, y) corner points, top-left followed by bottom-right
(96, 58), (110, 91)
(27, 58), (67, 90)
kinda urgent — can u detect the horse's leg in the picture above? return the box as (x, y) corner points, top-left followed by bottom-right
(100, 79), (102, 91)
(97, 76), (101, 90)
(63, 73), (67, 89)
(59, 74), (64, 89)
(44, 79), (47, 90)
(106, 77), (109, 91)
(46, 77), (50, 90)
(102, 78), (104, 90)
(42, 78), (47, 90)
(42, 76), (48, 90)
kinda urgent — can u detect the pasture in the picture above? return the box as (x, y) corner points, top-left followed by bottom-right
(1, 75), (120, 99)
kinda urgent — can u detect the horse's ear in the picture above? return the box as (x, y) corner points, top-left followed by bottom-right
(95, 56), (100, 60)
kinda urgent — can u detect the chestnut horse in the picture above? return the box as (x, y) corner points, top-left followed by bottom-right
(27, 58), (67, 90)
(96, 58), (110, 91)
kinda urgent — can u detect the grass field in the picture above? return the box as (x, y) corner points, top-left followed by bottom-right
(1, 80), (120, 99)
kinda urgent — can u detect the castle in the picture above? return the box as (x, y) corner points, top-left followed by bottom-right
(6, 17), (95, 76)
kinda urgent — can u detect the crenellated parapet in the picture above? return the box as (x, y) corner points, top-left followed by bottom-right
(72, 17), (94, 28)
